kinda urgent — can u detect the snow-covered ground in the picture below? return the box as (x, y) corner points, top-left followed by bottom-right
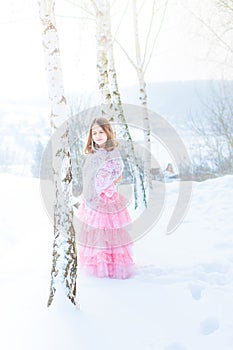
(0, 173), (233, 350)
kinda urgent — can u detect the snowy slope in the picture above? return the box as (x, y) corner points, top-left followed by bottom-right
(0, 173), (233, 350)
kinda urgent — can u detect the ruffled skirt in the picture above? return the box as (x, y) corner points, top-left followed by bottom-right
(76, 190), (136, 279)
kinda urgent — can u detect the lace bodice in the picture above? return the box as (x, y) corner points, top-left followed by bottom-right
(82, 147), (124, 208)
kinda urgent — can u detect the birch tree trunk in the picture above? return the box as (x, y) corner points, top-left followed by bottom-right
(93, 0), (126, 125)
(38, 0), (78, 307)
(132, 0), (152, 188)
(93, 0), (112, 107)
(104, 1), (123, 125)
(93, 0), (147, 207)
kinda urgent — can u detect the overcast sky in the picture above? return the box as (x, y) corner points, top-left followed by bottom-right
(0, 0), (231, 101)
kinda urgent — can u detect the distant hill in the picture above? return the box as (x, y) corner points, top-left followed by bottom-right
(1, 80), (232, 176)
(121, 80), (233, 127)
(1, 80), (232, 127)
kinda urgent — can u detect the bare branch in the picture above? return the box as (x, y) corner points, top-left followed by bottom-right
(114, 38), (137, 70)
(112, 0), (130, 39)
(217, 0), (233, 13)
(90, 0), (98, 14)
(144, 0), (169, 73)
(198, 56), (233, 70)
(189, 80), (233, 174)
(64, 0), (94, 16)
(142, 0), (156, 67)
(138, 0), (147, 15)
(181, 2), (233, 54)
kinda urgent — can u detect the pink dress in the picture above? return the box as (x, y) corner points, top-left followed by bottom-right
(76, 147), (136, 279)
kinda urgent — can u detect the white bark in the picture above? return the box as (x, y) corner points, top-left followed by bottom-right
(94, 0), (112, 106)
(92, 0), (147, 208)
(104, 1), (122, 124)
(94, 0), (125, 124)
(38, 0), (78, 307)
(132, 0), (152, 187)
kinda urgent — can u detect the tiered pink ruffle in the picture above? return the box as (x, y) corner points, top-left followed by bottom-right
(77, 190), (136, 279)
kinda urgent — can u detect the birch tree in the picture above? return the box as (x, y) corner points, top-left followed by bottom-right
(132, 0), (151, 187)
(91, 0), (124, 124)
(115, 0), (169, 186)
(38, 0), (78, 307)
(61, 0), (147, 207)
(89, 0), (147, 208)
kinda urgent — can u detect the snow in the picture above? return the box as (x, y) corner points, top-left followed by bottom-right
(1, 173), (233, 350)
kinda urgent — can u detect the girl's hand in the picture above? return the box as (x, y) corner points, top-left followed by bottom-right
(113, 175), (122, 184)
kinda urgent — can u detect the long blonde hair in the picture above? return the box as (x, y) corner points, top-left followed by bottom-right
(84, 117), (118, 154)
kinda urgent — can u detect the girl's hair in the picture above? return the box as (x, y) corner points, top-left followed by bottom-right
(84, 117), (118, 154)
(166, 163), (174, 171)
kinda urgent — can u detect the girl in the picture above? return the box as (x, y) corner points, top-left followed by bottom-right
(163, 163), (178, 182)
(76, 117), (136, 279)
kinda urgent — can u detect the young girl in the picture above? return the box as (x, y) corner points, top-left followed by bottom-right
(76, 117), (136, 279)
(163, 163), (178, 182)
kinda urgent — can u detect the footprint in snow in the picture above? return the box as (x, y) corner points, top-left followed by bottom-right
(200, 318), (219, 335)
(188, 283), (204, 300)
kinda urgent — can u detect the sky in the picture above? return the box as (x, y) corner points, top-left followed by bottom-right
(0, 0), (232, 101)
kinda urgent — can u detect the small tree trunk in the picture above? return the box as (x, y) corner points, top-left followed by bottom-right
(132, 0), (152, 188)
(38, 0), (78, 307)
(138, 69), (152, 188)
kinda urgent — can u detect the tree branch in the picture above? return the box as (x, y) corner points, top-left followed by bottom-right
(181, 2), (233, 54)
(114, 38), (137, 70)
(90, 0), (98, 14)
(217, 0), (233, 13)
(144, 0), (169, 73)
(142, 0), (156, 67)
(64, 0), (94, 16)
(112, 0), (130, 39)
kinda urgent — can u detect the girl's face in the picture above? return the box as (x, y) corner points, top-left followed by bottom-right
(168, 165), (173, 172)
(92, 124), (108, 147)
